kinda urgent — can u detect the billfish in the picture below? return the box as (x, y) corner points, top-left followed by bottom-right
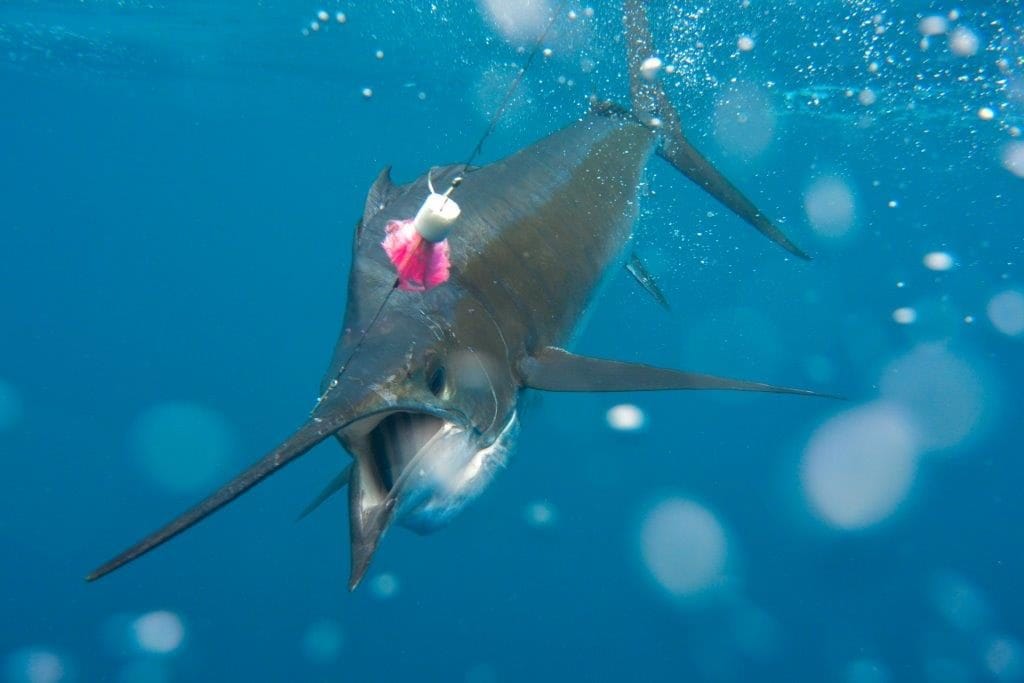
(88, 1), (829, 589)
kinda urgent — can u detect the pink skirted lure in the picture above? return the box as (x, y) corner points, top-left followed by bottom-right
(381, 219), (451, 292)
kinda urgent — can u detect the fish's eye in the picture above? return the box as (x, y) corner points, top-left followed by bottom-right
(427, 363), (446, 397)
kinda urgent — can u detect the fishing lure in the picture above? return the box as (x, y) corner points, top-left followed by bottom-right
(381, 180), (460, 291)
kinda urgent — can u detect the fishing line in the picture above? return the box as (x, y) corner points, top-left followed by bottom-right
(454, 0), (569, 184)
(315, 4), (566, 411)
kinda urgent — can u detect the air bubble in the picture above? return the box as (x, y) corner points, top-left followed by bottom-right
(948, 27), (980, 57)
(987, 290), (1024, 336)
(640, 498), (729, 598)
(606, 403), (645, 431)
(923, 251), (954, 271)
(639, 57), (662, 80)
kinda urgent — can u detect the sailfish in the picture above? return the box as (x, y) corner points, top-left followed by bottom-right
(87, 0), (829, 590)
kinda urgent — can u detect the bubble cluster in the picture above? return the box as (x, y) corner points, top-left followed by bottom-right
(301, 8), (347, 35)
(477, 0), (553, 44)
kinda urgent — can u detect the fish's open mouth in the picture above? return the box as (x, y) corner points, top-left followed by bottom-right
(343, 410), (449, 506)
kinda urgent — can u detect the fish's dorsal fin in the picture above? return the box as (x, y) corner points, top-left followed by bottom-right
(85, 418), (340, 582)
(625, 251), (670, 310)
(296, 464), (352, 522)
(623, 0), (810, 261)
(520, 347), (836, 397)
(363, 165), (400, 223)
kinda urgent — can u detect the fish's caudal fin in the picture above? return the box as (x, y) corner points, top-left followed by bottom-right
(85, 417), (341, 582)
(623, 0), (810, 261)
(521, 347), (839, 398)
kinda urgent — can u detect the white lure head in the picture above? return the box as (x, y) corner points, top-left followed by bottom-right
(413, 192), (461, 242)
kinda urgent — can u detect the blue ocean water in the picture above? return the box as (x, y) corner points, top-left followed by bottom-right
(2, 0), (1023, 681)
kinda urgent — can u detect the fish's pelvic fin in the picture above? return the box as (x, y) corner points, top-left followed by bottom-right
(623, 0), (810, 260)
(625, 251), (670, 310)
(296, 464), (352, 522)
(520, 347), (837, 397)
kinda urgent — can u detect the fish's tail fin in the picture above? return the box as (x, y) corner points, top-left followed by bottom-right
(85, 417), (342, 582)
(623, 0), (809, 260)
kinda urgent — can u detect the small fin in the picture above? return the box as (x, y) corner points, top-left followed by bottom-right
(622, 0), (809, 261)
(86, 418), (340, 582)
(296, 464), (352, 522)
(521, 347), (837, 398)
(362, 165), (399, 222)
(626, 252), (670, 310)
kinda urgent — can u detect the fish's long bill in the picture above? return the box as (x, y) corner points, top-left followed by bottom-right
(85, 417), (342, 582)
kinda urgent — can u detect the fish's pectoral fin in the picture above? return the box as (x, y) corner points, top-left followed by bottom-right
(626, 252), (670, 310)
(520, 347), (839, 398)
(85, 417), (340, 582)
(623, 0), (809, 261)
(295, 464), (352, 522)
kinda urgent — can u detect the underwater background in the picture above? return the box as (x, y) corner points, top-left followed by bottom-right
(2, 0), (1023, 681)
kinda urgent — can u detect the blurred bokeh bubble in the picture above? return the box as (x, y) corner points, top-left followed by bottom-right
(131, 401), (237, 494)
